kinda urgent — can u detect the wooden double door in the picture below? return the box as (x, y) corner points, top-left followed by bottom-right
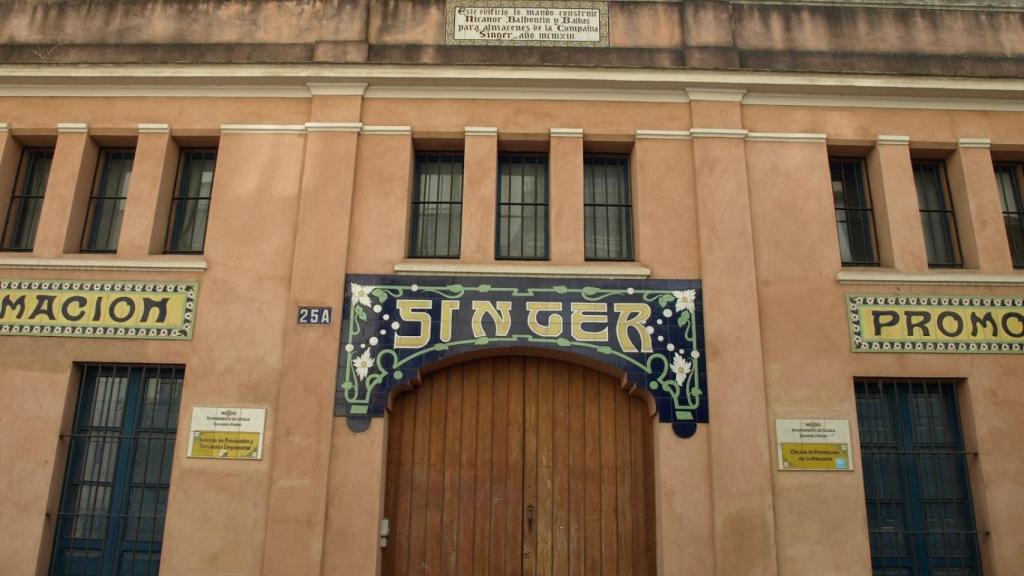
(383, 356), (657, 576)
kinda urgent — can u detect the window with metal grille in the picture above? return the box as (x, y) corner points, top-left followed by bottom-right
(409, 152), (463, 258)
(82, 150), (134, 253)
(166, 150), (217, 254)
(993, 162), (1024, 268)
(584, 154), (633, 261)
(496, 153), (548, 260)
(831, 158), (880, 266)
(855, 379), (982, 576)
(51, 364), (183, 576)
(1, 147), (53, 251)
(912, 161), (963, 268)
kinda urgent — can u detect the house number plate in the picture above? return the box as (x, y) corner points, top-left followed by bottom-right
(298, 306), (333, 325)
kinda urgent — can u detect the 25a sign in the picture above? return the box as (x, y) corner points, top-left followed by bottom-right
(298, 306), (332, 325)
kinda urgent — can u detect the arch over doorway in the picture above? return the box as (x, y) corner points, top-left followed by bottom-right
(382, 355), (657, 576)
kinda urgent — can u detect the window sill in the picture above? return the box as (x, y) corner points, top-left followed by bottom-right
(0, 255), (207, 272)
(394, 260), (651, 279)
(837, 269), (1024, 287)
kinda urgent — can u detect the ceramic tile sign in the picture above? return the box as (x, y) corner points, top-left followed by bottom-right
(188, 407), (266, 460)
(336, 274), (707, 438)
(847, 294), (1024, 354)
(446, 0), (609, 47)
(0, 279), (198, 340)
(776, 419), (853, 471)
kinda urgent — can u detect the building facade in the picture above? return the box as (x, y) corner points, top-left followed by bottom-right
(1, 1), (1023, 575)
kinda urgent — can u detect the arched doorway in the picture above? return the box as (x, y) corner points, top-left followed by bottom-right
(382, 355), (657, 576)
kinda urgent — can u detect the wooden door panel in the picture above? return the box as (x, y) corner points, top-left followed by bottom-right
(383, 356), (655, 576)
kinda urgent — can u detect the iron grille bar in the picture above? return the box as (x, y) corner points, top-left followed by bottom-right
(81, 150), (134, 253)
(496, 153), (548, 260)
(409, 152), (463, 258)
(912, 161), (963, 268)
(1, 147), (54, 251)
(584, 154), (633, 261)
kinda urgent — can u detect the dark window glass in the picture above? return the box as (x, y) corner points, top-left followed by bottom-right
(1, 148), (53, 251)
(856, 379), (982, 576)
(993, 163), (1024, 268)
(496, 153), (548, 260)
(82, 150), (134, 253)
(166, 150), (217, 254)
(831, 158), (879, 266)
(584, 154), (633, 261)
(51, 364), (184, 576)
(912, 161), (962, 268)
(409, 152), (463, 258)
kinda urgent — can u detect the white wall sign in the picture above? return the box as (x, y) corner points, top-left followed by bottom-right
(776, 419), (853, 471)
(446, 1), (609, 47)
(188, 406), (266, 460)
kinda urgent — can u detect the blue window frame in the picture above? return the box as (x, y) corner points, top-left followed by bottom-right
(855, 379), (983, 576)
(51, 364), (183, 576)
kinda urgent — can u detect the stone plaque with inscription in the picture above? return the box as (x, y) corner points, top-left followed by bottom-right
(446, 0), (609, 47)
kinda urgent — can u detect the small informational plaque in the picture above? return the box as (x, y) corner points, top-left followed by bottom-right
(188, 407), (266, 460)
(298, 306), (332, 325)
(776, 419), (853, 471)
(446, 0), (609, 47)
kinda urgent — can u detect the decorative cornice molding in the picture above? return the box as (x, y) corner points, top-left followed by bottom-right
(635, 129), (691, 140)
(838, 270), (1024, 287)
(394, 261), (651, 279)
(306, 82), (368, 96)
(690, 128), (749, 139)
(877, 134), (911, 145)
(686, 88), (746, 102)
(220, 124), (305, 134)
(743, 92), (1024, 112)
(56, 122), (88, 133)
(137, 123), (170, 133)
(465, 126), (498, 137)
(305, 122), (363, 132)
(360, 125), (412, 135)
(0, 256), (208, 272)
(550, 128), (583, 138)
(0, 122), (9, 132)
(957, 137), (992, 149)
(366, 85), (690, 103)
(746, 132), (827, 143)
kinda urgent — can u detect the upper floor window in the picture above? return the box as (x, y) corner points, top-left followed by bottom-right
(409, 152), (463, 258)
(830, 158), (879, 266)
(584, 154), (633, 261)
(166, 150), (217, 254)
(82, 149), (134, 253)
(994, 162), (1024, 268)
(496, 153), (548, 260)
(1, 147), (53, 251)
(912, 160), (962, 268)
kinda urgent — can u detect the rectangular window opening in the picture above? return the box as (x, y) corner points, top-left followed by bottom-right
(994, 162), (1024, 268)
(496, 153), (548, 260)
(584, 154), (634, 261)
(81, 149), (135, 253)
(830, 157), (880, 267)
(51, 364), (184, 576)
(1, 147), (54, 251)
(408, 152), (463, 258)
(912, 160), (963, 268)
(166, 149), (217, 254)
(855, 378), (983, 576)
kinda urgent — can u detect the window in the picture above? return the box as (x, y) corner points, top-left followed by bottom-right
(82, 150), (134, 253)
(408, 152), (463, 258)
(1, 147), (53, 251)
(51, 364), (184, 576)
(855, 379), (982, 576)
(994, 162), (1024, 268)
(831, 158), (879, 266)
(584, 154), (633, 261)
(166, 150), (217, 254)
(496, 153), (548, 260)
(912, 161), (962, 268)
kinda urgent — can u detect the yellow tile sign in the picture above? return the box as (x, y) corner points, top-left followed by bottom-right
(848, 294), (1024, 353)
(780, 443), (850, 470)
(0, 279), (197, 339)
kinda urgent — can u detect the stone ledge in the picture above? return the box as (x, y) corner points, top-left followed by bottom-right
(0, 256), (208, 272)
(394, 261), (652, 279)
(838, 269), (1024, 286)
